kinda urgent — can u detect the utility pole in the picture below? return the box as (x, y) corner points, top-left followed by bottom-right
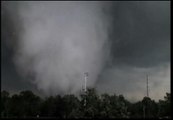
(146, 74), (149, 97)
(84, 72), (88, 107)
(146, 74), (150, 118)
(144, 74), (149, 119)
(84, 72), (88, 92)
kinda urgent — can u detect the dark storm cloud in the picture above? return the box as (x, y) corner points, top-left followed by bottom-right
(1, 2), (39, 93)
(106, 1), (170, 68)
(1, 1), (170, 101)
(97, 1), (170, 101)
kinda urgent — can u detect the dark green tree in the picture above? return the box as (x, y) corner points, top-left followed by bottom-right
(142, 97), (152, 118)
(8, 94), (23, 117)
(1, 89), (170, 118)
(80, 88), (100, 118)
(99, 93), (111, 118)
(62, 94), (80, 118)
(7, 91), (41, 118)
(40, 96), (57, 117)
(1, 91), (10, 117)
(108, 94), (129, 118)
(117, 95), (130, 118)
(19, 90), (41, 117)
(158, 93), (171, 118)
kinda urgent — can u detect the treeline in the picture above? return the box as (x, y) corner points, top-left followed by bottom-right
(1, 88), (171, 118)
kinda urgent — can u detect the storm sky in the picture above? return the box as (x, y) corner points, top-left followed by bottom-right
(1, 1), (170, 101)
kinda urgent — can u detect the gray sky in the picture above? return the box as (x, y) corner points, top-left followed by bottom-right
(1, 1), (170, 101)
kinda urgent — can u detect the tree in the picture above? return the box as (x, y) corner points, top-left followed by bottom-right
(80, 88), (100, 118)
(1, 90), (170, 118)
(107, 94), (129, 118)
(164, 92), (170, 117)
(7, 91), (41, 118)
(100, 93), (111, 118)
(54, 95), (64, 118)
(40, 96), (57, 117)
(19, 90), (41, 117)
(1, 91), (10, 117)
(158, 93), (171, 118)
(62, 94), (80, 118)
(8, 94), (23, 117)
(142, 97), (152, 118)
(117, 95), (130, 118)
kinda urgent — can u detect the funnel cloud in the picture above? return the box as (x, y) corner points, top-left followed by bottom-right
(2, 2), (111, 95)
